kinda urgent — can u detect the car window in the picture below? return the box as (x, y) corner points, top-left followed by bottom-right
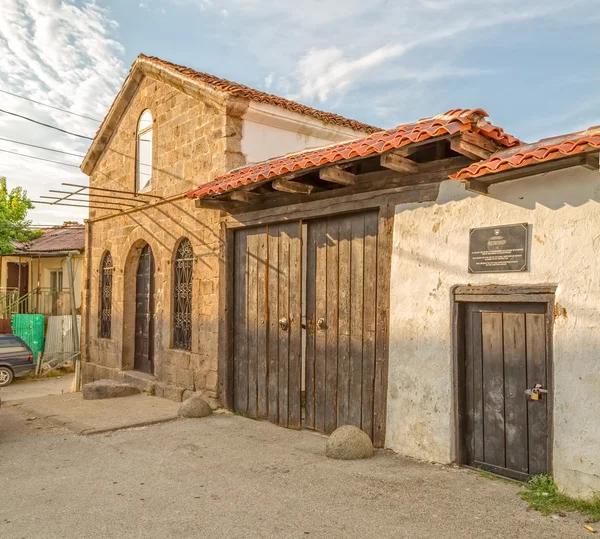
(0, 337), (27, 352)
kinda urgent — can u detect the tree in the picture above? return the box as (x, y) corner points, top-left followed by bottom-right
(0, 177), (43, 255)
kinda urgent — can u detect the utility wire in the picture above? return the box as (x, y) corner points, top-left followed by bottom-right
(0, 148), (80, 168)
(0, 109), (95, 140)
(0, 137), (85, 158)
(0, 88), (102, 122)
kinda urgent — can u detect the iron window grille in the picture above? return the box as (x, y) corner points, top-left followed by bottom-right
(173, 239), (193, 350)
(100, 252), (114, 338)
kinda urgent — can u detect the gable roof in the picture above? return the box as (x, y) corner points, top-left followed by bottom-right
(187, 108), (521, 199)
(16, 225), (85, 254)
(451, 126), (600, 180)
(81, 54), (380, 175)
(139, 55), (381, 134)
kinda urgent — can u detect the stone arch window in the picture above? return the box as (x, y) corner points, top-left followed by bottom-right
(99, 252), (114, 338)
(173, 238), (193, 350)
(136, 110), (153, 193)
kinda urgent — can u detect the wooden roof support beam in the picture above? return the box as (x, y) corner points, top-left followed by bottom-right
(581, 152), (599, 170)
(462, 179), (489, 195)
(380, 151), (420, 174)
(272, 178), (316, 194)
(450, 133), (493, 160)
(319, 165), (358, 186)
(195, 198), (242, 211)
(228, 190), (264, 204)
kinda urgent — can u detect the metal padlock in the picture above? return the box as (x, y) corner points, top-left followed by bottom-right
(530, 391), (540, 401)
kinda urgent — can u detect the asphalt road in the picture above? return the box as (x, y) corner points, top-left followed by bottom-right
(0, 405), (590, 539)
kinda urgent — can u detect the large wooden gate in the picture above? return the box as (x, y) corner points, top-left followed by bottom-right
(463, 302), (550, 480)
(233, 222), (302, 428)
(232, 211), (386, 444)
(305, 212), (379, 439)
(134, 244), (155, 374)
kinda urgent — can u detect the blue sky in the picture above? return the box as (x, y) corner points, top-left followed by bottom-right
(0, 0), (599, 223)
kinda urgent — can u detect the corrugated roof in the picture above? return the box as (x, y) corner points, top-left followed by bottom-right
(18, 226), (85, 253)
(187, 108), (521, 199)
(451, 126), (600, 180)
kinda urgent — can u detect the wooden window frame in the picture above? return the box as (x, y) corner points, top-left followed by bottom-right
(451, 284), (556, 475)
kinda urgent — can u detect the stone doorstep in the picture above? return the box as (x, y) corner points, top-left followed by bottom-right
(116, 369), (218, 408)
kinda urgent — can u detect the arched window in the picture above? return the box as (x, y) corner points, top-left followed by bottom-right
(136, 110), (153, 192)
(173, 239), (193, 350)
(99, 252), (113, 338)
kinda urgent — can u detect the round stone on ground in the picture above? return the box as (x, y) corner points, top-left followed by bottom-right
(178, 395), (213, 418)
(82, 379), (140, 400)
(326, 425), (374, 460)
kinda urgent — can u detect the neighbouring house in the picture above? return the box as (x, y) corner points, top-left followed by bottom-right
(0, 222), (85, 323)
(81, 54), (600, 499)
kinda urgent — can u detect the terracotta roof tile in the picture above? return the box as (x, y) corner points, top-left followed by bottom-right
(451, 126), (600, 180)
(139, 55), (381, 134)
(188, 108), (520, 199)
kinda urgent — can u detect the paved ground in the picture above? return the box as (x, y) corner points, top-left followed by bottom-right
(10, 392), (180, 434)
(1, 374), (74, 403)
(0, 403), (591, 539)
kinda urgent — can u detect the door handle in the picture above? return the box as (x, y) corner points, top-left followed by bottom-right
(317, 317), (326, 330)
(279, 317), (289, 331)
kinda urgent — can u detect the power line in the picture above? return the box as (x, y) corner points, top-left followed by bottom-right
(0, 108), (95, 141)
(0, 88), (102, 122)
(0, 137), (85, 158)
(0, 148), (80, 168)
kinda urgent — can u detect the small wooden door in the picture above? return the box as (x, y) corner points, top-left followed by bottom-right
(305, 211), (380, 441)
(463, 303), (550, 480)
(134, 245), (155, 374)
(233, 222), (302, 428)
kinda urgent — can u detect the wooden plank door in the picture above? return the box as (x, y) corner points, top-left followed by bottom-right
(305, 211), (380, 443)
(134, 244), (155, 374)
(464, 303), (549, 480)
(233, 223), (302, 429)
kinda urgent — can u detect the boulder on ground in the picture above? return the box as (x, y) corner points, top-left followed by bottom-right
(83, 379), (140, 400)
(326, 425), (374, 460)
(178, 394), (213, 418)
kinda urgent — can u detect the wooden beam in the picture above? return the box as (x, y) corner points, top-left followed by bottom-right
(195, 198), (241, 212)
(228, 190), (264, 204)
(272, 178), (315, 194)
(380, 151), (420, 174)
(319, 166), (357, 186)
(581, 152), (599, 171)
(462, 179), (489, 195)
(460, 131), (499, 153)
(450, 135), (492, 160)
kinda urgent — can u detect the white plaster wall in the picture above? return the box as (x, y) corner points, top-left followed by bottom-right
(241, 101), (367, 164)
(387, 166), (600, 498)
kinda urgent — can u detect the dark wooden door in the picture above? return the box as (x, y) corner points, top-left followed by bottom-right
(233, 222), (302, 428)
(134, 244), (155, 374)
(463, 303), (550, 481)
(305, 211), (381, 443)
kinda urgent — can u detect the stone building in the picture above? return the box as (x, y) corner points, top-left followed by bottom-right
(80, 54), (375, 401)
(82, 55), (600, 498)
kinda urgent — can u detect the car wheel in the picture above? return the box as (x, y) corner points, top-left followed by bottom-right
(0, 366), (14, 387)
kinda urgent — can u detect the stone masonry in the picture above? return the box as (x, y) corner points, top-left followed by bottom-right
(81, 70), (247, 402)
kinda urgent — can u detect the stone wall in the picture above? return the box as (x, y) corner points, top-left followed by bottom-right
(81, 73), (246, 402)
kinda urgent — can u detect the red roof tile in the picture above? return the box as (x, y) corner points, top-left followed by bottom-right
(139, 55), (381, 134)
(451, 126), (600, 180)
(188, 108), (520, 199)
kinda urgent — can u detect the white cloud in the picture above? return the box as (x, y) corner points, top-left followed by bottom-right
(263, 72), (274, 90)
(0, 0), (126, 224)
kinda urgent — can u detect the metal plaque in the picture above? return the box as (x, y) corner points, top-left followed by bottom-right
(468, 223), (529, 273)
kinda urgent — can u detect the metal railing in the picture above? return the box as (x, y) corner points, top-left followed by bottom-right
(0, 287), (74, 317)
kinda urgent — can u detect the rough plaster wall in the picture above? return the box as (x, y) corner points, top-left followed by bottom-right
(82, 74), (245, 400)
(387, 167), (600, 498)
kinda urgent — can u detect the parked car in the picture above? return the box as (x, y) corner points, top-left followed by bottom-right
(0, 335), (35, 387)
